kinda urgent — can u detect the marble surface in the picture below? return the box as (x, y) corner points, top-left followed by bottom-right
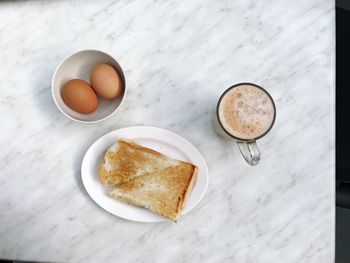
(0, 0), (334, 262)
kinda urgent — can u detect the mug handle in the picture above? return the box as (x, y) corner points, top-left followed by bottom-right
(237, 141), (260, 166)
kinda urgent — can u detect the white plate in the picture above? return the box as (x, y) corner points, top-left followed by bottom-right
(81, 126), (209, 222)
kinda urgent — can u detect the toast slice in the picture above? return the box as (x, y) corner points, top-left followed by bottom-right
(108, 165), (198, 221)
(99, 139), (180, 186)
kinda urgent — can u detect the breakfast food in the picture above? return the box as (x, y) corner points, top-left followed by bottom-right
(108, 165), (197, 221)
(60, 63), (123, 114)
(99, 139), (198, 221)
(99, 140), (184, 186)
(218, 84), (275, 140)
(90, 64), (123, 99)
(62, 79), (98, 114)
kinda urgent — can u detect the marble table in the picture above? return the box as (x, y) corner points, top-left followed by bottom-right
(0, 0), (334, 262)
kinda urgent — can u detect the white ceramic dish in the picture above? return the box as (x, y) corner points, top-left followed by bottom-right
(51, 50), (127, 123)
(81, 126), (209, 222)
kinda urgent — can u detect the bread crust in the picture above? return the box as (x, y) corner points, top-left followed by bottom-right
(174, 166), (198, 221)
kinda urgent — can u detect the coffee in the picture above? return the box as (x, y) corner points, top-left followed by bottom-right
(218, 84), (275, 140)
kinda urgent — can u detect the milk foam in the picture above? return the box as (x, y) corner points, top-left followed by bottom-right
(218, 84), (275, 140)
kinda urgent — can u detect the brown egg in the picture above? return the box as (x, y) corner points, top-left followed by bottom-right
(62, 79), (98, 114)
(90, 64), (123, 99)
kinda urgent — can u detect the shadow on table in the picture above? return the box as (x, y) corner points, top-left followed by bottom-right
(73, 138), (95, 195)
(36, 86), (68, 122)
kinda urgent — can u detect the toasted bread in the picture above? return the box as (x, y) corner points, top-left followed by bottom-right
(100, 139), (198, 220)
(108, 165), (198, 221)
(99, 139), (180, 186)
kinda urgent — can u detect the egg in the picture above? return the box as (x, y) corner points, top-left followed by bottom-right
(62, 79), (98, 114)
(90, 64), (123, 99)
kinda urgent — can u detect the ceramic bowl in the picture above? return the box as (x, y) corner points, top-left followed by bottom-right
(51, 50), (126, 123)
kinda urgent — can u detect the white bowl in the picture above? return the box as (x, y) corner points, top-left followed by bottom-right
(51, 50), (127, 123)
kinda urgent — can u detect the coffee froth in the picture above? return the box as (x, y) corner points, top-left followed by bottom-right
(218, 84), (275, 140)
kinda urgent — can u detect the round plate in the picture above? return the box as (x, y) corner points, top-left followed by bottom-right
(81, 126), (209, 222)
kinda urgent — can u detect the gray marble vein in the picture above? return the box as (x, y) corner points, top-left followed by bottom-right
(0, 0), (334, 262)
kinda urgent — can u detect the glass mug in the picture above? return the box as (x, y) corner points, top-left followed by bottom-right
(215, 83), (276, 165)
